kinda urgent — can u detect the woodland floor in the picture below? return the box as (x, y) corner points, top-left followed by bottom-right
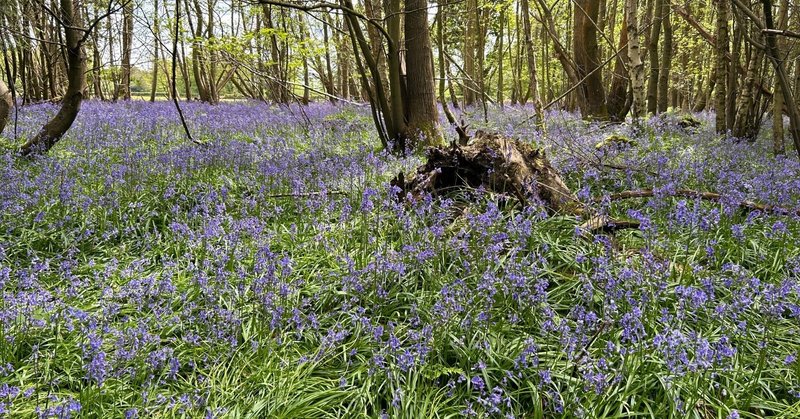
(1, 101), (799, 418)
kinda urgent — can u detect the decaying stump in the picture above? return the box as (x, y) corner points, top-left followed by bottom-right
(393, 131), (582, 214)
(392, 131), (644, 235)
(392, 130), (800, 237)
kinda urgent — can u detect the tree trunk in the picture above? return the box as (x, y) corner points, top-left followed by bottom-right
(656, 0), (672, 113)
(20, 0), (85, 156)
(121, 0), (133, 100)
(521, 0), (544, 122)
(497, 6), (504, 107)
(573, 0), (609, 120)
(404, 0), (441, 147)
(727, 13), (742, 130)
(771, 0), (788, 155)
(0, 79), (11, 135)
(463, 0), (478, 106)
(608, 13), (630, 122)
(732, 40), (764, 140)
(646, 0), (662, 114)
(714, 0), (729, 133)
(626, 0), (646, 120)
(757, 0), (800, 159)
(150, 0), (161, 102)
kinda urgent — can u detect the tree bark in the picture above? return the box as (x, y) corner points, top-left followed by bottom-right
(121, 0), (133, 100)
(656, 0), (672, 113)
(20, 0), (85, 156)
(463, 0), (478, 105)
(714, 0), (729, 133)
(771, 0), (788, 155)
(646, 0), (662, 114)
(573, 0), (609, 120)
(756, 0), (800, 159)
(626, 0), (646, 120)
(0, 79), (11, 136)
(150, 0), (161, 102)
(521, 0), (544, 123)
(608, 13), (630, 122)
(404, 0), (441, 146)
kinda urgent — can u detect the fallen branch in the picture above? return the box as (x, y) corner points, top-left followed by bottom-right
(601, 188), (800, 216)
(265, 191), (347, 198)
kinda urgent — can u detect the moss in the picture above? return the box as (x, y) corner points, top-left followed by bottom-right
(595, 134), (638, 150)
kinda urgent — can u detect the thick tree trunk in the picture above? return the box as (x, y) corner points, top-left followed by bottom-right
(732, 42), (764, 140)
(772, 0), (788, 155)
(573, 0), (609, 120)
(757, 0), (800, 159)
(0, 79), (11, 136)
(404, 0), (441, 147)
(20, 0), (85, 156)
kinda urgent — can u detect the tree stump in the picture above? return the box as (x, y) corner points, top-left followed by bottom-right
(392, 131), (582, 214)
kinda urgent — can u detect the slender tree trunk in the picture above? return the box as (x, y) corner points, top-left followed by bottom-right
(626, 0), (646, 120)
(463, 0), (477, 105)
(646, 0), (662, 114)
(521, 0), (543, 122)
(497, 6), (504, 107)
(121, 0), (133, 100)
(727, 13), (742, 130)
(656, 0), (672, 113)
(150, 0), (161, 102)
(693, 68), (715, 112)
(20, 0), (86, 156)
(714, 0), (729, 133)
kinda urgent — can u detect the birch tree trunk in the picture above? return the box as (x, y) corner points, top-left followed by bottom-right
(626, 0), (646, 120)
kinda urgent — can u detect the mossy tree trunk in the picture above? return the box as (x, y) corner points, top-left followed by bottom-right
(0, 79), (11, 136)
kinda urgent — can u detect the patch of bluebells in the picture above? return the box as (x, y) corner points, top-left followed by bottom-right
(0, 102), (799, 416)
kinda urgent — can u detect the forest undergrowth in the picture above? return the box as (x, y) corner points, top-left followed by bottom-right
(1, 101), (799, 418)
